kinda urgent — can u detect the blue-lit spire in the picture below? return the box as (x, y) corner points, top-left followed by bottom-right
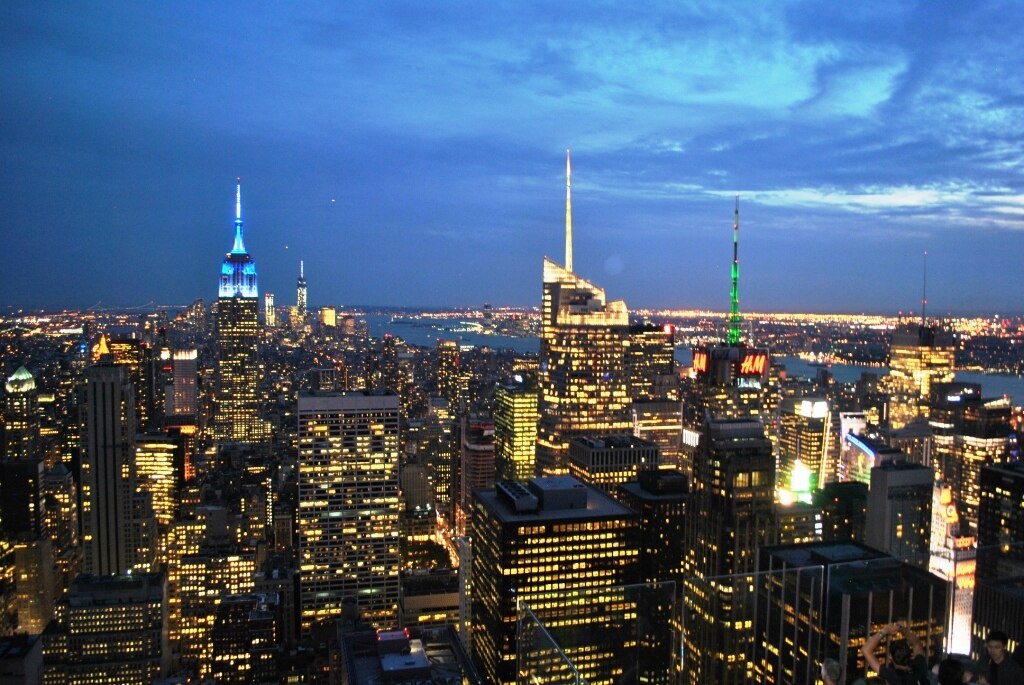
(231, 182), (246, 254)
(219, 181), (258, 299)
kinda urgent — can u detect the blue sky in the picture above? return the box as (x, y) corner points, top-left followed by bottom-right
(2, 2), (1023, 313)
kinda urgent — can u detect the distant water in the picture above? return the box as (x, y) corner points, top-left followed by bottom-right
(359, 319), (1024, 402)
(363, 314), (539, 355)
(674, 349), (1023, 403)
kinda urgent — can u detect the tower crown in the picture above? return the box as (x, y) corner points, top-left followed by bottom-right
(219, 182), (258, 298)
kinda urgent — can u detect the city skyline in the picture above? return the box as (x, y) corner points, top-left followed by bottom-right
(3, 3), (1024, 312)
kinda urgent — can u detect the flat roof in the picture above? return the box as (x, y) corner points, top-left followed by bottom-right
(476, 481), (634, 523)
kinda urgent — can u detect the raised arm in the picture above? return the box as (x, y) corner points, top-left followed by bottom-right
(862, 623), (898, 673)
(902, 624), (925, 657)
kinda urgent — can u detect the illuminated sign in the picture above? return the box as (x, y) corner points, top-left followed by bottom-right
(692, 350), (708, 374)
(738, 351), (768, 376)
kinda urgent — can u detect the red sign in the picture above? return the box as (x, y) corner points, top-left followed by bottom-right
(738, 352), (768, 376)
(692, 350), (708, 373)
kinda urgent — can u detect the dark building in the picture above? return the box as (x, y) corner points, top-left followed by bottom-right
(813, 480), (868, 543)
(865, 460), (933, 567)
(337, 624), (479, 685)
(0, 458), (46, 539)
(682, 417), (774, 685)
(618, 469), (688, 586)
(971, 575), (1024, 664)
(977, 461), (1024, 579)
(210, 593), (279, 685)
(756, 541), (947, 685)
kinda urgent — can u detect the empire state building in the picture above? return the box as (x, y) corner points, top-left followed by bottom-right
(215, 183), (264, 443)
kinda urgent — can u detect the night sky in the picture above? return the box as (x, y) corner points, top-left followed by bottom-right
(3, 3), (1023, 313)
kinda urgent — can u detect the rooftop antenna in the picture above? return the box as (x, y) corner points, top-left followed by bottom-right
(231, 179), (246, 254)
(921, 251), (928, 326)
(727, 195), (742, 345)
(565, 149), (573, 273)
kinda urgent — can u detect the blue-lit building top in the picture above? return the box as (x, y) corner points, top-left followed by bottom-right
(218, 184), (258, 299)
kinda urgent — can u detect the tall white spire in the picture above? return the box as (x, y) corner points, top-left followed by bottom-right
(565, 149), (573, 273)
(231, 181), (246, 254)
(300, 260), (304, 279)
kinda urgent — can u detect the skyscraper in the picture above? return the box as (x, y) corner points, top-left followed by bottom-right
(929, 382), (1013, 532)
(4, 366), (40, 461)
(756, 542), (947, 685)
(493, 379), (537, 481)
(976, 461), (1024, 579)
(263, 292), (276, 327)
(79, 360), (139, 576)
(537, 152), (631, 475)
(296, 260), (307, 321)
(215, 183), (263, 443)
(682, 417), (775, 685)
(42, 573), (167, 683)
(865, 459), (933, 567)
(777, 397), (832, 502)
(883, 322), (956, 429)
(625, 322), (676, 401)
(170, 349), (198, 416)
(928, 482), (975, 654)
(470, 477), (639, 685)
(297, 392), (401, 632)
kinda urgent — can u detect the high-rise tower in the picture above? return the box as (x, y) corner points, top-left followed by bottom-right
(215, 183), (264, 443)
(79, 360), (140, 575)
(296, 260), (307, 321)
(4, 366), (40, 460)
(536, 152), (631, 475)
(297, 392), (401, 632)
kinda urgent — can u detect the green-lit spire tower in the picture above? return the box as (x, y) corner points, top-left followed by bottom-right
(727, 195), (742, 345)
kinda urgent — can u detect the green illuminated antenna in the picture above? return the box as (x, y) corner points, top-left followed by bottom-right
(727, 195), (742, 345)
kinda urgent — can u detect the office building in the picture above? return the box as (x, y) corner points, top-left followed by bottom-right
(618, 469), (688, 586)
(977, 461), (1024, 579)
(536, 152), (631, 476)
(631, 398), (685, 474)
(459, 414), (495, 518)
(626, 322), (676, 400)
(134, 434), (180, 530)
(210, 593), (278, 685)
(215, 183), (263, 443)
(567, 434), (659, 496)
(929, 383), (1013, 532)
(263, 292), (276, 327)
(682, 417), (774, 685)
(42, 573), (167, 684)
(79, 360), (142, 575)
(319, 306), (336, 328)
(398, 569), (460, 629)
(813, 480), (867, 543)
(165, 507), (256, 677)
(755, 542), (947, 685)
(777, 397), (831, 503)
(840, 432), (904, 486)
(493, 379), (537, 481)
(435, 340), (464, 410)
(865, 460), (933, 567)
(170, 349), (198, 416)
(296, 260), (307, 321)
(929, 482), (976, 654)
(882, 322), (955, 429)
(470, 476), (639, 685)
(297, 392), (401, 633)
(4, 366), (40, 461)
(43, 464), (80, 593)
(337, 625), (480, 685)
(970, 576), (1024, 665)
